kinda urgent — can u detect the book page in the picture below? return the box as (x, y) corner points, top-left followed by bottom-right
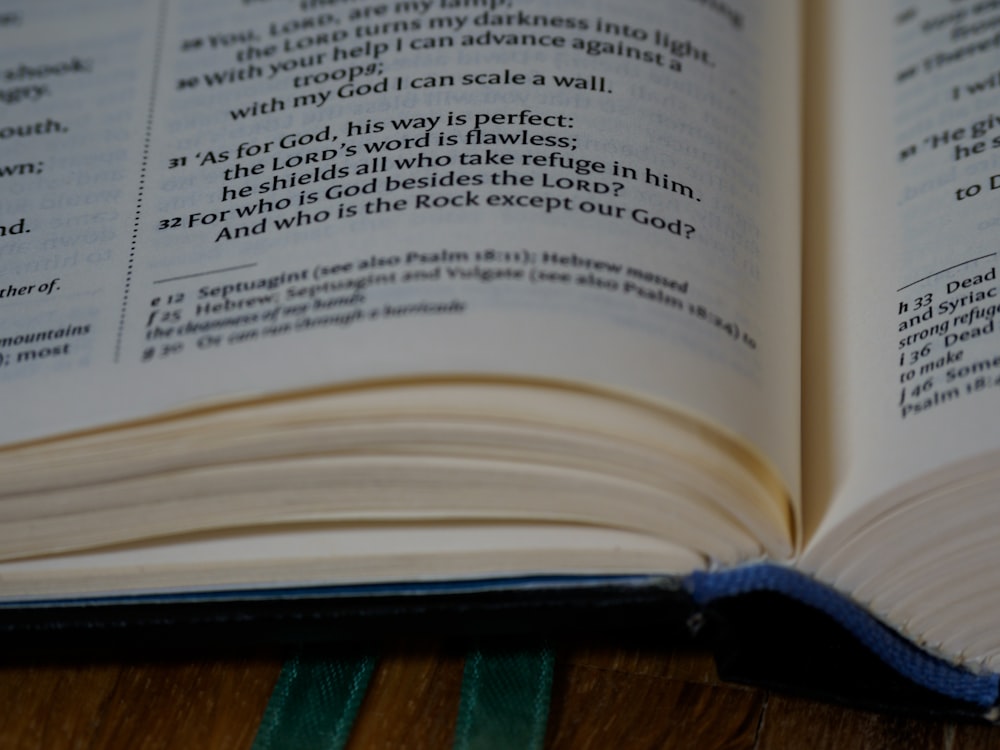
(0, 1), (800, 504)
(804, 1), (1000, 555)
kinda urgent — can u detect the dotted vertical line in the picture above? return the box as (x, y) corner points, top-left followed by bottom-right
(115, 0), (170, 363)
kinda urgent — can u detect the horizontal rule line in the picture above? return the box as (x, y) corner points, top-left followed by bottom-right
(897, 253), (997, 292)
(153, 263), (259, 285)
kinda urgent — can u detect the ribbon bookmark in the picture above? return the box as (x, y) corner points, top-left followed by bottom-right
(252, 652), (376, 750)
(453, 646), (555, 750)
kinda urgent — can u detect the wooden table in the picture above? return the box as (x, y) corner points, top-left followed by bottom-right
(3, 642), (1000, 748)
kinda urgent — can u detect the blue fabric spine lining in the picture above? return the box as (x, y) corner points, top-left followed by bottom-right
(686, 564), (999, 708)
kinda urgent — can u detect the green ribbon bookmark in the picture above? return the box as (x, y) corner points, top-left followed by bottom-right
(251, 652), (376, 750)
(453, 646), (556, 750)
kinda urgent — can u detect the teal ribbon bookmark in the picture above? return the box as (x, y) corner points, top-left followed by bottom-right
(252, 652), (376, 750)
(453, 646), (556, 750)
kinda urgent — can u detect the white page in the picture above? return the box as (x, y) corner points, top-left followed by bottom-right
(804, 0), (1000, 556)
(0, 0), (800, 503)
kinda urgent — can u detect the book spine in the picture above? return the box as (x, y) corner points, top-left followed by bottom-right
(686, 564), (1000, 709)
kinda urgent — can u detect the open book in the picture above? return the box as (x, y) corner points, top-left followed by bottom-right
(4, 0), (1000, 712)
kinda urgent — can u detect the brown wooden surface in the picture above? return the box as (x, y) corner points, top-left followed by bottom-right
(2, 644), (1000, 749)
